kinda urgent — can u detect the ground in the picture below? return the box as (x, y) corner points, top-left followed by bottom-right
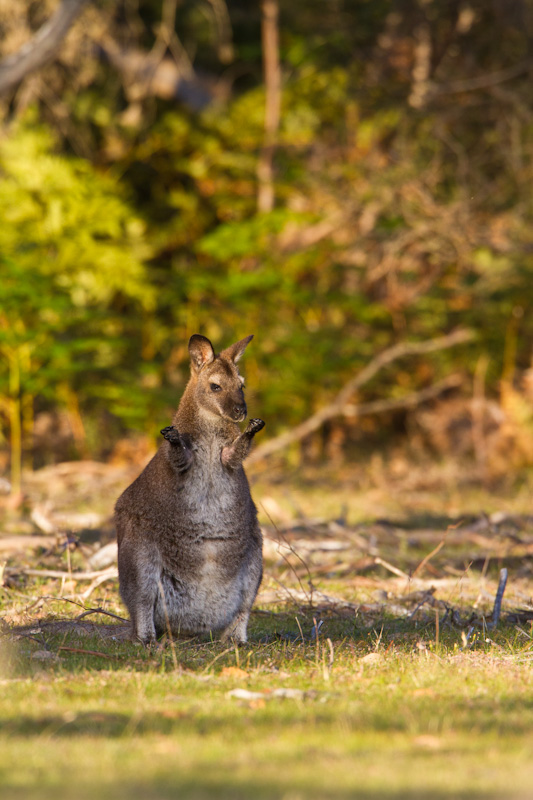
(1, 458), (533, 799)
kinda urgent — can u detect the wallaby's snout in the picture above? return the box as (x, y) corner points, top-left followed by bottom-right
(216, 382), (247, 422)
(232, 396), (247, 422)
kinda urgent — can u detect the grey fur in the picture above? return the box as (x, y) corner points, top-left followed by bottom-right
(115, 334), (265, 645)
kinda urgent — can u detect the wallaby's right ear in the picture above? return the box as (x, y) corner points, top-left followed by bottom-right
(189, 335), (215, 373)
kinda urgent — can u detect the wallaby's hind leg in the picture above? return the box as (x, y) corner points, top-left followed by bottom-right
(221, 554), (263, 644)
(221, 607), (252, 644)
(117, 533), (160, 645)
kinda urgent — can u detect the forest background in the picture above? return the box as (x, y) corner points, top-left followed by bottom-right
(2, 0), (533, 492)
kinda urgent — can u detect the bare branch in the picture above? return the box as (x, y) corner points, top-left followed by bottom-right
(432, 60), (531, 98)
(0, 0), (90, 96)
(248, 329), (474, 463)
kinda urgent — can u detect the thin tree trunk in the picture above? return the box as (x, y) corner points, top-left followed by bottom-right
(257, 0), (281, 213)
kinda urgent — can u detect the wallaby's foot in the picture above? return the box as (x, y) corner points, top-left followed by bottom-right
(221, 610), (250, 644)
(134, 632), (157, 648)
(160, 425), (182, 444)
(130, 627), (157, 647)
(220, 629), (247, 645)
(245, 418), (265, 437)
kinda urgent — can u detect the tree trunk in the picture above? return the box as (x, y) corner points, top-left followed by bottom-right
(257, 0), (281, 213)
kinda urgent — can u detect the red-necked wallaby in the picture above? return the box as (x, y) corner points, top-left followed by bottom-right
(115, 334), (265, 644)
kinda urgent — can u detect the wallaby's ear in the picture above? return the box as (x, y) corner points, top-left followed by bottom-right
(189, 334), (215, 373)
(220, 334), (254, 364)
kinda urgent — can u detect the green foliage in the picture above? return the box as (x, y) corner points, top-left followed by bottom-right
(0, 120), (156, 465)
(3, 1), (533, 466)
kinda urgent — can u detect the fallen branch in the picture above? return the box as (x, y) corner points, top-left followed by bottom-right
(6, 567), (117, 581)
(0, 535), (58, 553)
(0, 0), (90, 96)
(249, 329), (473, 463)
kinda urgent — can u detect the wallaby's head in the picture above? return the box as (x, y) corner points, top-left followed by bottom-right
(188, 334), (253, 423)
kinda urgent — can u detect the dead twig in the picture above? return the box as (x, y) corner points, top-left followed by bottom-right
(57, 646), (118, 659)
(75, 607), (128, 623)
(374, 557), (410, 581)
(412, 537), (449, 579)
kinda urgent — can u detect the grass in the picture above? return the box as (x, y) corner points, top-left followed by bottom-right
(2, 609), (533, 800)
(2, 467), (533, 798)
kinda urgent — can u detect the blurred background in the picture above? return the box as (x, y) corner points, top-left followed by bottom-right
(1, 0), (533, 497)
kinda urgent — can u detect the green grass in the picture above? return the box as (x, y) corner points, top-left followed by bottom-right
(2, 610), (533, 800)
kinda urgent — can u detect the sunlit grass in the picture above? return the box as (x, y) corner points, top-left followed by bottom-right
(2, 607), (533, 799)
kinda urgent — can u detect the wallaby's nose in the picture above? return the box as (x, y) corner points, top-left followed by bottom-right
(233, 402), (247, 421)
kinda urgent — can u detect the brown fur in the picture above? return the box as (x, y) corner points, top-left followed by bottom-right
(115, 334), (265, 644)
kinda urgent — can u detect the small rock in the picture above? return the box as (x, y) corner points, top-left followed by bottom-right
(31, 650), (59, 662)
(88, 542), (118, 569)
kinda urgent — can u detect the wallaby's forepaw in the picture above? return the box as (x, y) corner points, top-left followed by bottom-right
(246, 418), (265, 436)
(160, 425), (182, 444)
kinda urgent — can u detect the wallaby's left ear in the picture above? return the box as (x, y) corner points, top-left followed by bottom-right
(221, 335), (254, 364)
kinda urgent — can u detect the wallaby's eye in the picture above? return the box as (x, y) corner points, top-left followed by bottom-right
(210, 383), (221, 392)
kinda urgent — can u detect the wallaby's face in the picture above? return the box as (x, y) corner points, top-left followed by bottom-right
(188, 334), (253, 423)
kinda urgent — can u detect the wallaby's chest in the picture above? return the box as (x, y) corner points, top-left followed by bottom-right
(178, 439), (248, 528)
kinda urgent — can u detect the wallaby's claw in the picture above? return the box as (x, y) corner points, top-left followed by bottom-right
(160, 425), (182, 444)
(247, 418), (265, 436)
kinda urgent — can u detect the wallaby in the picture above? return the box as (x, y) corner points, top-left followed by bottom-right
(115, 334), (265, 645)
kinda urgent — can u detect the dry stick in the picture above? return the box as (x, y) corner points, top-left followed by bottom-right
(58, 646), (117, 659)
(202, 647), (234, 674)
(10, 567), (118, 580)
(374, 557), (410, 582)
(78, 573), (119, 601)
(411, 522), (459, 580)
(75, 607), (128, 623)
(489, 568), (508, 629)
(248, 329), (474, 463)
